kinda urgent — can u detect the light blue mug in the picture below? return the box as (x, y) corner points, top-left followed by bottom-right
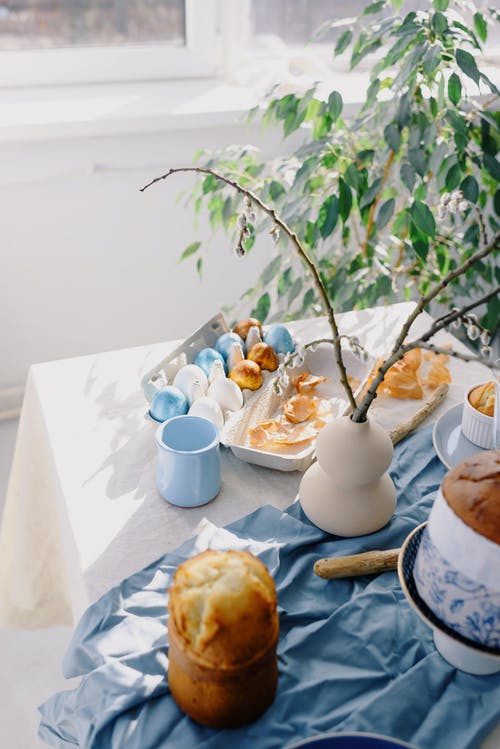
(155, 415), (221, 507)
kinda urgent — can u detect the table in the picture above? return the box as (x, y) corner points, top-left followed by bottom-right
(0, 301), (490, 630)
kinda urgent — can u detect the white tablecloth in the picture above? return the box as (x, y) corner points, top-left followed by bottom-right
(0, 302), (490, 629)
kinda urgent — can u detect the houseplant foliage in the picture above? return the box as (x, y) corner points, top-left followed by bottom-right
(174, 0), (499, 332)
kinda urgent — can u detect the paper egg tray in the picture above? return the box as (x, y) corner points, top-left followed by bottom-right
(141, 313), (375, 472)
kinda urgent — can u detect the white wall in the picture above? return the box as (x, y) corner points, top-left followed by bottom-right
(0, 121), (283, 392)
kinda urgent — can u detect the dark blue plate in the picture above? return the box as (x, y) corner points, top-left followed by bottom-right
(286, 733), (419, 749)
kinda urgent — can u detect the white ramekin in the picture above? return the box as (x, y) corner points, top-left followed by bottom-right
(461, 383), (495, 449)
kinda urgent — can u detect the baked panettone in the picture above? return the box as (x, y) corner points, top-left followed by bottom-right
(468, 381), (495, 417)
(442, 449), (500, 544)
(167, 549), (279, 727)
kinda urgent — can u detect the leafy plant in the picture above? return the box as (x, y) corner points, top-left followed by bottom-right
(171, 0), (499, 333)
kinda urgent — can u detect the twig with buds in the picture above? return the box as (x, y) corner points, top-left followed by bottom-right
(141, 166), (357, 411)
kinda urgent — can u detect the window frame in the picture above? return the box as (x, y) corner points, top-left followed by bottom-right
(0, 0), (219, 87)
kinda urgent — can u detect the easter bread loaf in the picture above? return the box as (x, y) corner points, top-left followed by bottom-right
(167, 549), (279, 727)
(442, 449), (500, 544)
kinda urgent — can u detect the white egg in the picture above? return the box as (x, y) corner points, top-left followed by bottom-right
(227, 341), (245, 372)
(173, 364), (208, 402)
(246, 325), (262, 350)
(208, 377), (244, 412)
(188, 379), (206, 406)
(208, 358), (226, 384)
(189, 396), (224, 430)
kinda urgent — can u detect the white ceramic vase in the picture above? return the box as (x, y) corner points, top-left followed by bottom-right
(299, 415), (396, 537)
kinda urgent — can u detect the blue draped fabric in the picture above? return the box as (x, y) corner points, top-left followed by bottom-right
(39, 426), (500, 749)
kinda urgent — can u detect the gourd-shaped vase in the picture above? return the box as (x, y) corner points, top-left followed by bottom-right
(299, 416), (396, 537)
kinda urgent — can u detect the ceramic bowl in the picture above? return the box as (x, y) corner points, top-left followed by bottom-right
(399, 523), (500, 675)
(412, 488), (500, 650)
(413, 525), (500, 647)
(461, 383), (494, 449)
(286, 733), (419, 749)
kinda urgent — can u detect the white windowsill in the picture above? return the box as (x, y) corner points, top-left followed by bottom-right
(0, 78), (260, 144)
(0, 50), (498, 145)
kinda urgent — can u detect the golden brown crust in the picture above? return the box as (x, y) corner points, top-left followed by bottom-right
(468, 381), (495, 417)
(442, 450), (500, 544)
(167, 549), (279, 727)
(168, 549), (278, 667)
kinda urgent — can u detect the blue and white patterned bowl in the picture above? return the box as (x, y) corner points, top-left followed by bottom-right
(414, 527), (500, 649)
(399, 523), (500, 675)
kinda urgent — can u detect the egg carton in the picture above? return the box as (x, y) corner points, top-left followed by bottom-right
(142, 313), (375, 472)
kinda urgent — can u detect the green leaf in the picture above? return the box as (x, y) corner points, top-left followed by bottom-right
(345, 163), (361, 191)
(284, 108), (305, 137)
(262, 256), (282, 285)
(360, 178), (382, 209)
(305, 220), (319, 247)
(422, 44), (442, 76)
(447, 73), (462, 105)
(351, 35), (382, 69)
(411, 201), (436, 238)
(436, 244), (450, 274)
(456, 49), (480, 86)
(397, 94), (411, 128)
(276, 94), (297, 119)
(339, 179), (353, 222)
(410, 222), (429, 261)
(384, 123), (401, 152)
(483, 153), (500, 181)
(363, 1), (386, 14)
(252, 293), (271, 323)
(401, 163), (416, 192)
(375, 198), (395, 231)
(365, 78), (381, 107)
(312, 113), (333, 140)
(473, 12), (487, 43)
(432, 12), (448, 34)
(196, 257), (203, 278)
(327, 91), (343, 122)
(411, 237), (429, 262)
(301, 288), (316, 314)
(179, 241), (201, 262)
(318, 195), (339, 238)
(202, 174), (218, 193)
(445, 163), (462, 191)
(269, 180), (286, 200)
(288, 278), (303, 305)
(433, 0), (449, 9)
(409, 149), (427, 177)
(446, 109), (468, 137)
(277, 268), (292, 297)
(335, 29), (352, 56)
(460, 175), (479, 203)
(305, 98), (324, 121)
(494, 189), (500, 217)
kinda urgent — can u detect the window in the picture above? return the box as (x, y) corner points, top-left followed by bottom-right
(0, 0), (218, 85)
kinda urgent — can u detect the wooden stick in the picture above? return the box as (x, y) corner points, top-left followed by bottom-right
(389, 383), (449, 446)
(314, 549), (400, 579)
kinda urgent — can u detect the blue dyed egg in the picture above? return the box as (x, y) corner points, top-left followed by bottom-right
(264, 325), (295, 355)
(149, 386), (188, 423)
(214, 332), (246, 360)
(194, 347), (227, 376)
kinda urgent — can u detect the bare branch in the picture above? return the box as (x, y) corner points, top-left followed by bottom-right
(407, 341), (495, 368)
(412, 285), (499, 345)
(141, 166), (357, 409)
